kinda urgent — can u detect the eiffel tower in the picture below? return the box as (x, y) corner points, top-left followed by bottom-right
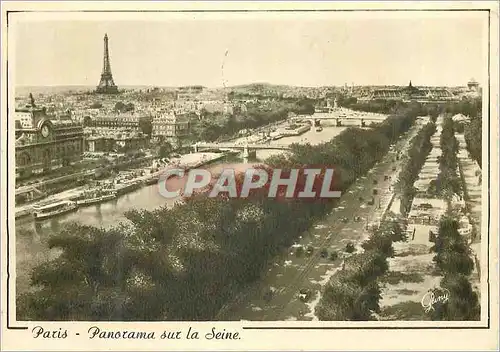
(96, 33), (119, 94)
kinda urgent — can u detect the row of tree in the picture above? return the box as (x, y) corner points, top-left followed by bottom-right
(316, 215), (407, 320)
(464, 114), (482, 168)
(339, 98), (408, 115)
(442, 97), (482, 168)
(18, 103), (426, 321)
(339, 97), (444, 120)
(396, 121), (436, 214)
(442, 97), (482, 119)
(428, 217), (480, 320)
(428, 116), (462, 199)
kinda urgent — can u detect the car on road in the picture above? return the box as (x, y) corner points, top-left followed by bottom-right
(344, 242), (356, 253)
(329, 251), (339, 261)
(298, 288), (312, 302)
(366, 221), (380, 231)
(306, 245), (314, 256)
(264, 287), (276, 302)
(294, 245), (305, 257)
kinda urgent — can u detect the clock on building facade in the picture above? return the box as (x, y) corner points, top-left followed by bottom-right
(37, 119), (53, 141)
(41, 124), (50, 138)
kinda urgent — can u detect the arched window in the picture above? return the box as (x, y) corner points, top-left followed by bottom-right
(17, 152), (31, 166)
(42, 149), (51, 162)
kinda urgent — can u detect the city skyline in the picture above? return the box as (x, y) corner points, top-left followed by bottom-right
(11, 11), (487, 88)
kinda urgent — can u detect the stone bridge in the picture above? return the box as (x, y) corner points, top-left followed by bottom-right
(301, 115), (385, 127)
(192, 142), (291, 155)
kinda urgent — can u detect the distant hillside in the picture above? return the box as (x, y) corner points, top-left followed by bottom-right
(15, 82), (338, 97)
(229, 82), (329, 91)
(16, 86), (94, 96)
(16, 83), (467, 98)
(231, 82), (290, 89)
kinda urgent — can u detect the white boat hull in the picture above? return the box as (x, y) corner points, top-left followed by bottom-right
(33, 204), (78, 221)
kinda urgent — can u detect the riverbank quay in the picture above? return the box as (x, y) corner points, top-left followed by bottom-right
(15, 152), (226, 219)
(15, 155), (155, 206)
(14, 117), (289, 210)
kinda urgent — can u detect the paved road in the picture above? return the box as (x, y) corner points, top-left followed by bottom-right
(215, 121), (424, 321)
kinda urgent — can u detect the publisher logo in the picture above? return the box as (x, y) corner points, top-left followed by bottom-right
(421, 288), (450, 313)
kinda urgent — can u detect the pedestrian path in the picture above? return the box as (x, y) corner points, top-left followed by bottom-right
(456, 133), (482, 287)
(379, 117), (444, 319)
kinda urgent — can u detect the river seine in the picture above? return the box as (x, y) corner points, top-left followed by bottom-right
(15, 124), (348, 293)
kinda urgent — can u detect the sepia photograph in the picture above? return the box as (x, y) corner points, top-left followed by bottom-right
(1, 1), (498, 351)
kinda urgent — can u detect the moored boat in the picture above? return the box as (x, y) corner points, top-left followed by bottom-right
(145, 176), (160, 186)
(76, 190), (117, 206)
(114, 179), (143, 195)
(32, 200), (78, 221)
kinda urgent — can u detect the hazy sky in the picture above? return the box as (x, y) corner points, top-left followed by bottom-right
(11, 11), (487, 87)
